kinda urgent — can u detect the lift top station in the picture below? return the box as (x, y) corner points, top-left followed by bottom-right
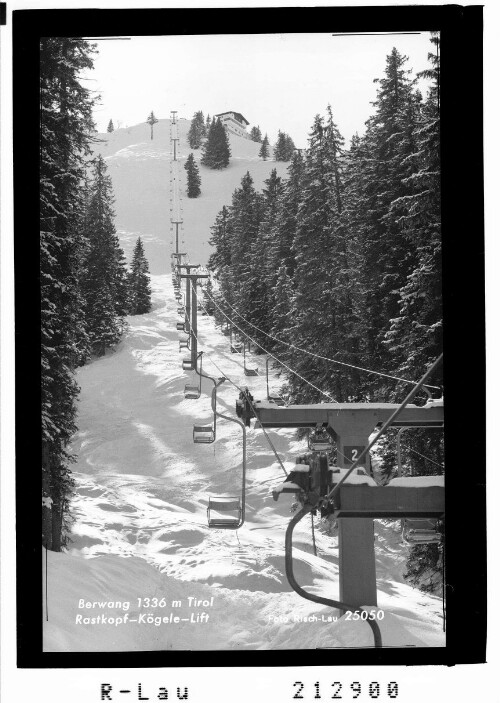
(236, 394), (444, 609)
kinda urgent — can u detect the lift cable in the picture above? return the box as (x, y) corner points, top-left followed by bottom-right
(208, 288), (441, 392)
(196, 294), (384, 473)
(402, 444), (444, 470)
(202, 290), (338, 403)
(182, 300), (289, 478)
(203, 352), (289, 479)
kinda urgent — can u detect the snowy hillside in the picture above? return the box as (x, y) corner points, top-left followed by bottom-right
(94, 119), (290, 272)
(43, 121), (445, 652)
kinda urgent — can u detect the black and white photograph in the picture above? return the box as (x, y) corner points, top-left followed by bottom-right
(2, 2), (490, 701)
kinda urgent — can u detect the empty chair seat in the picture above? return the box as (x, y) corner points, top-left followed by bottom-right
(309, 427), (331, 452)
(244, 366), (258, 377)
(179, 340), (189, 351)
(402, 518), (442, 545)
(231, 343), (243, 354)
(310, 439), (331, 451)
(176, 321), (185, 331)
(182, 357), (194, 370)
(268, 392), (285, 406)
(207, 497), (242, 528)
(193, 425), (215, 443)
(184, 384), (201, 400)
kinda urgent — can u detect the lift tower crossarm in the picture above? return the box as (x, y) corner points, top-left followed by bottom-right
(250, 401), (443, 430)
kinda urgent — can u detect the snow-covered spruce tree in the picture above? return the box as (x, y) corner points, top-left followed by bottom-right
(81, 154), (129, 356)
(250, 125), (262, 143)
(259, 133), (270, 160)
(41, 37), (96, 551)
(107, 119), (114, 133)
(383, 33), (442, 391)
(343, 48), (421, 394)
(202, 276), (216, 315)
(284, 109), (348, 403)
(267, 149), (304, 280)
(208, 205), (231, 272)
(273, 130), (295, 161)
(147, 110), (158, 140)
(201, 118), (231, 169)
(240, 168), (284, 350)
(129, 237), (152, 315)
(187, 110), (206, 149)
(184, 152), (201, 198)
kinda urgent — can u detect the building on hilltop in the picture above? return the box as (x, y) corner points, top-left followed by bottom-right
(213, 111), (250, 139)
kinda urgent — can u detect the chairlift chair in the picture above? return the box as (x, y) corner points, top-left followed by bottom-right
(182, 357), (194, 371)
(176, 321), (185, 331)
(402, 518), (442, 545)
(268, 392), (285, 406)
(309, 426), (332, 452)
(207, 496), (242, 529)
(243, 344), (258, 376)
(193, 424), (215, 443)
(179, 339), (189, 351)
(184, 384), (201, 400)
(177, 306), (185, 315)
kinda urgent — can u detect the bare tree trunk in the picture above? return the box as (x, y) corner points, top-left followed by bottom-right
(42, 441), (53, 550)
(51, 498), (62, 552)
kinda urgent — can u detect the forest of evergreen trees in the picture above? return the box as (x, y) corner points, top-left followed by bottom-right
(207, 37), (442, 591)
(41, 38), (151, 550)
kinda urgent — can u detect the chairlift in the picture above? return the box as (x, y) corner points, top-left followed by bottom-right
(265, 357), (285, 405)
(182, 357), (194, 371)
(205, 378), (247, 529)
(184, 384), (201, 400)
(177, 306), (184, 315)
(309, 425), (331, 452)
(176, 321), (185, 331)
(243, 343), (258, 377)
(207, 497), (242, 529)
(193, 424), (215, 443)
(179, 339), (189, 351)
(229, 326), (243, 354)
(402, 518), (442, 546)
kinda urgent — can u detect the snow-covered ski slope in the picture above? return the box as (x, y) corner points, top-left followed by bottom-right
(43, 121), (445, 651)
(95, 119), (289, 271)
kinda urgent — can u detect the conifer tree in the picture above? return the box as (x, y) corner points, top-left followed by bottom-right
(187, 110), (206, 149)
(147, 110), (158, 140)
(81, 154), (129, 355)
(40, 37), (96, 550)
(208, 205), (231, 271)
(184, 152), (201, 197)
(201, 118), (231, 169)
(259, 134), (270, 160)
(129, 237), (152, 315)
(250, 125), (262, 142)
(273, 130), (296, 161)
(107, 119), (114, 133)
(268, 150), (304, 279)
(285, 109), (347, 402)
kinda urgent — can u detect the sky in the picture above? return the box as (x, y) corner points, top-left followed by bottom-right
(83, 32), (435, 147)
